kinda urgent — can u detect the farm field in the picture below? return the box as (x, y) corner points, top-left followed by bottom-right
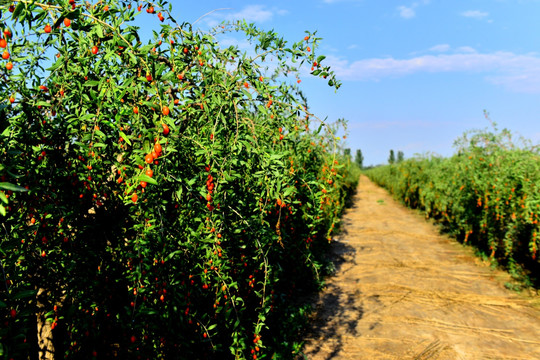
(302, 175), (540, 359)
(364, 125), (540, 288)
(3, 1), (540, 359)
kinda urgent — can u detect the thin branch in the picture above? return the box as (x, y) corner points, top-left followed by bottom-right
(193, 8), (232, 26)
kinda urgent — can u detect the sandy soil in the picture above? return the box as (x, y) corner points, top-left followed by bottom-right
(301, 175), (540, 360)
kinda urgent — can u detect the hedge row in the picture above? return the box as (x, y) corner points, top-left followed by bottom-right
(365, 126), (540, 285)
(0, 1), (356, 359)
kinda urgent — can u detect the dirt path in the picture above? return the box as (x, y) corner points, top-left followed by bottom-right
(301, 175), (540, 360)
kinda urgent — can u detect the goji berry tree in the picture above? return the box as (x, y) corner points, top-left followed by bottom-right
(0, 1), (354, 359)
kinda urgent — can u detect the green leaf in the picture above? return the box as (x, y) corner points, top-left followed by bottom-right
(119, 131), (132, 146)
(12, 1), (25, 19)
(6, 167), (23, 178)
(140, 308), (159, 316)
(241, 88), (252, 100)
(36, 101), (51, 107)
(138, 174), (157, 185)
(0, 191), (7, 204)
(13, 289), (38, 300)
(46, 60), (63, 72)
(118, 77), (135, 99)
(139, 44), (153, 54)
(83, 81), (100, 87)
(96, 24), (103, 38)
(283, 186), (296, 198)
(165, 250), (181, 261)
(0, 182), (29, 192)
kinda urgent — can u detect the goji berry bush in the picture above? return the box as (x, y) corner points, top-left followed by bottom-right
(0, 1), (357, 359)
(365, 120), (540, 287)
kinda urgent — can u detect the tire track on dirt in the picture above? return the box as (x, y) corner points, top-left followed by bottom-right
(301, 175), (540, 360)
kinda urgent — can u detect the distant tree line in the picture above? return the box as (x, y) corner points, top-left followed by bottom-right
(355, 149), (364, 169)
(388, 149), (404, 164)
(342, 148), (404, 168)
(343, 148), (364, 169)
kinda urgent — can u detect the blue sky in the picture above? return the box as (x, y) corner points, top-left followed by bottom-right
(160, 0), (540, 165)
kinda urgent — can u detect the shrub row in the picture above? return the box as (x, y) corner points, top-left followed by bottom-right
(365, 125), (540, 285)
(0, 1), (356, 359)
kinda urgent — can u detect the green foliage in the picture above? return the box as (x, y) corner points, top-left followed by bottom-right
(388, 149), (395, 164)
(355, 149), (364, 169)
(0, 1), (355, 359)
(366, 123), (540, 287)
(397, 150), (404, 163)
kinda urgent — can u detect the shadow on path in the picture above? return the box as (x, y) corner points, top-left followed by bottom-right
(299, 240), (364, 359)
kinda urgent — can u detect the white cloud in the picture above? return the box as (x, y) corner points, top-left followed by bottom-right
(216, 35), (252, 51)
(456, 46), (477, 53)
(398, 6), (416, 18)
(325, 49), (540, 93)
(461, 10), (489, 19)
(227, 5), (274, 22)
(397, 1), (431, 19)
(429, 44), (450, 52)
(203, 5), (285, 26)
